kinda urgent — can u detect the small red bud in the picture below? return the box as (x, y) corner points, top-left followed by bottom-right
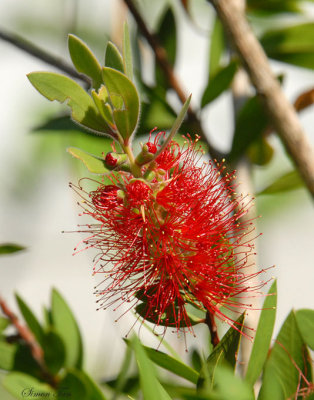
(145, 142), (157, 154)
(105, 152), (118, 167)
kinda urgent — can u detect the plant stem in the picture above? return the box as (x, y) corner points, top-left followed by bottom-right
(209, 0), (314, 199)
(123, 143), (142, 178)
(205, 311), (220, 348)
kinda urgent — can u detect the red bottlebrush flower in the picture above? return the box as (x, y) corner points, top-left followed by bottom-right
(72, 135), (266, 337)
(105, 152), (118, 167)
(145, 142), (157, 154)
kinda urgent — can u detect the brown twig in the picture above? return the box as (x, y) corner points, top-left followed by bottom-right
(209, 0), (314, 199)
(0, 296), (58, 387)
(0, 28), (90, 85)
(205, 311), (220, 348)
(122, 0), (223, 160)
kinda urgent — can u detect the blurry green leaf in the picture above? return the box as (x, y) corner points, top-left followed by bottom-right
(247, 136), (274, 166)
(0, 317), (10, 331)
(144, 346), (199, 384)
(261, 23), (314, 70)
(155, 7), (177, 89)
(246, 280), (277, 386)
(0, 244), (25, 255)
(105, 42), (124, 73)
(123, 23), (133, 81)
(102, 67), (140, 140)
(81, 370), (108, 400)
(247, 0), (301, 15)
(295, 309), (314, 351)
(201, 61), (238, 107)
(59, 370), (87, 400)
(28, 72), (109, 134)
(258, 311), (311, 400)
(13, 344), (40, 378)
(67, 147), (109, 174)
(0, 342), (17, 370)
(42, 330), (65, 375)
(190, 348), (202, 372)
(3, 372), (55, 400)
(68, 34), (103, 89)
(230, 96), (268, 161)
(113, 346), (133, 398)
(257, 170), (303, 196)
(104, 375), (139, 396)
(33, 115), (86, 133)
(51, 289), (83, 369)
(209, 17), (224, 78)
(15, 294), (44, 345)
(130, 336), (172, 400)
(197, 314), (244, 392)
(211, 366), (254, 400)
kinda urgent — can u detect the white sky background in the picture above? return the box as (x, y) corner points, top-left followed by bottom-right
(0, 0), (314, 385)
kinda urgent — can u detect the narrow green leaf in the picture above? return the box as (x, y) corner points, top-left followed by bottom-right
(28, 72), (109, 135)
(0, 316), (10, 331)
(3, 372), (55, 400)
(130, 336), (172, 400)
(91, 86), (115, 128)
(246, 280), (277, 385)
(59, 370), (88, 400)
(201, 61), (238, 107)
(197, 314), (245, 392)
(51, 289), (83, 369)
(0, 342), (17, 370)
(0, 243), (25, 255)
(145, 346), (199, 384)
(105, 42), (124, 73)
(258, 311), (311, 400)
(295, 309), (314, 350)
(42, 330), (66, 375)
(155, 7), (177, 89)
(68, 34), (103, 89)
(102, 67), (140, 140)
(15, 294), (44, 345)
(230, 96), (268, 161)
(114, 346), (133, 397)
(80, 370), (108, 400)
(209, 17), (224, 78)
(67, 147), (110, 174)
(257, 170), (303, 196)
(261, 23), (314, 70)
(211, 366), (254, 400)
(123, 23), (133, 80)
(247, 0), (301, 15)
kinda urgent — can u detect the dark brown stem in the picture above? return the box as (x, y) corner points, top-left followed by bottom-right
(205, 311), (220, 348)
(0, 28), (90, 85)
(209, 0), (314, 199)
(0, 296), (58, 388)
(122, 0), (224, 160)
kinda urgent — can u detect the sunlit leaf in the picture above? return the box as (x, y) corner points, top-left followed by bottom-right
(246, 280), (277, 385)
(68, 34), (103, 89)
(28, 72), (110, 134)
(67, 147), (109, 174)
(102, 67), (140, 140)
(105, 42), (124, 73)
(3, 372), (55, 400)
(123, 23), (133, 80)
(295, 309), (314, 351)
(209, 17), (224, 78)
(0, 342), (17, 370)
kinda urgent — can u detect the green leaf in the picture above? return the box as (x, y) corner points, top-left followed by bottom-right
(214, 366), (254, 400)
(51, 289), (83, 369)
(261, 23), (314, 70)
(28, 72), (109, 135)
(201, 61), (238, 107)
(13, 344), (41, 377)
(129, 336), (172, 400)
(91, 86), (115, 129)
(0, 342), (17, 370)
(3, 372), (55, 400)
(0, 244), (25, 255)
(257, 170), (303, 196)
(42, 330), (66, 374)
(105, 42), (124, 73)
(197, 314), (245, 393)
(0, 316), (10, 331)
(247, 0), (301, 15)
(113, 345), (133, 397)
(67, 147), (110, 174)
(102, 67), (140, 141)
(61, 369), (107, 400)
(229, 96), (268, 161)
(144, 346), (199, 384)
(246, 280), (277, 386)
(209, 17), (224, 78)
(247, 136), (274, 166)
(258, 311), (311, 400)
(123, 23), (133, 81)
(68, 34), (103, 89)
(80, 370), (108, 400)
(15, 294), (44, 345)
(295, 309), (314, 351)
(155, 7), (177, 89)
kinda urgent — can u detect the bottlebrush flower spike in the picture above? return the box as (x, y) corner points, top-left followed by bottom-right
(71, 133), (266, 338)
